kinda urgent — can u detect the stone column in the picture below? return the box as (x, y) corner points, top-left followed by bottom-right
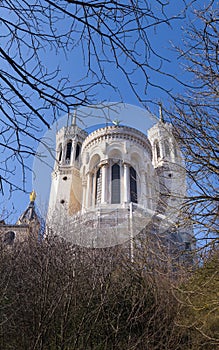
(140, 169), (146, 207)
(82, 178), (87, 212)
(101, 163), (107, 204)
(92, 172), (96, 207)
(71, 139), (76, 165)
(86, 172), (92, 209)
(101, 161), (108, 204)
(169, 138), (175, 161)
(123, 162), (130, 203)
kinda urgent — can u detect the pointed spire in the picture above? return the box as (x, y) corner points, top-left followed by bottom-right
(72, 109), (77, 126)
(16, 191), (39, 225)
(158, 102), (164, 123)
(67, 112), (70, 127)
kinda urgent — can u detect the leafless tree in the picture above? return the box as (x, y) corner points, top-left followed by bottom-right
(0, 235), (189, 350)
(163, 4), (219, 346)
(1, 0), (192, 195)
(174, 245), (219, 349)
(168, 0), (219, 245)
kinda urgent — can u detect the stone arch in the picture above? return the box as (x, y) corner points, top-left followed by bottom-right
(108, 147), (123, 160)
(130, 151), (142, 170)
(89, 154), (101, 171)
(65, 140), (72, 163)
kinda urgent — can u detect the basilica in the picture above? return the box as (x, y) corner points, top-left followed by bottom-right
(0, 107), (194, 255)
(47, 109), (194, 251)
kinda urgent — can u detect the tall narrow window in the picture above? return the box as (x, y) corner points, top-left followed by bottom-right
(155, 141), (160, 160)
(164, 139), (170, 157)
(111, 164), (120, 204)
(65, 141), (72, 163)
(95, 168), (102, 204)
(75, 143), (81, 160)
(58, 144), (62, 162)
(130, 167), (138, 203)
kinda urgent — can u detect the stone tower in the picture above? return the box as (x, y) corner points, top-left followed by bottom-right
(147, 105), (186, 216)
(47, 105), (192, 256)
(47, 109), (193, 251)
(48, 112), (88, 217)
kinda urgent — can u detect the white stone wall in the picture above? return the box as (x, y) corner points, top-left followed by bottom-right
(49, 122), (186, 218)
(80, 125), (154, 211)
(47, 120), (193, 251)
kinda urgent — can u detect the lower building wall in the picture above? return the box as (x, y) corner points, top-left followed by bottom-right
(0, 224), (38, 244)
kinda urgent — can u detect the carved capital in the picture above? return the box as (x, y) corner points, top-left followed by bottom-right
(99, 160), (109, 167)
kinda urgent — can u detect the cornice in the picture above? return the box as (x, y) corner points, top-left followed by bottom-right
(82, 125), (152, 157)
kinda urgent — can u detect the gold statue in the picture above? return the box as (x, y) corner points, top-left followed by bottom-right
(30, 190), (36, 202)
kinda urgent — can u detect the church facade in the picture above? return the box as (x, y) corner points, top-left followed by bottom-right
(47, 111), (194, 252)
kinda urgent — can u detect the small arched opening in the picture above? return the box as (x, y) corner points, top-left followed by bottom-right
(58, 143), (62, 162)
(75, 143), (81, 161)
(65, 141), (72, 163)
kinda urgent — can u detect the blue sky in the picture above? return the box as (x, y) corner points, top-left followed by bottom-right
(1, 0), (206, 222)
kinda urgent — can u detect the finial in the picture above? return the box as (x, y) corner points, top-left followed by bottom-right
(112, 119), (121, 126)
(72, 109), (77, 126)
(30, 190), (36, 202)
(158, 102), (164, 123)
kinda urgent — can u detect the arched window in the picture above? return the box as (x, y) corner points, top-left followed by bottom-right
(111, 164), (120, 204)
(4, 231), (15, 245)
(95, 168), (102, 204)
(75, 143), (81, 161)
(164, 139), (170, 157)
(130, 167), (138, 203)
(65, 141), (72, 163)
(58, 144), (62, 162)
(155, 141), (160, 160)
